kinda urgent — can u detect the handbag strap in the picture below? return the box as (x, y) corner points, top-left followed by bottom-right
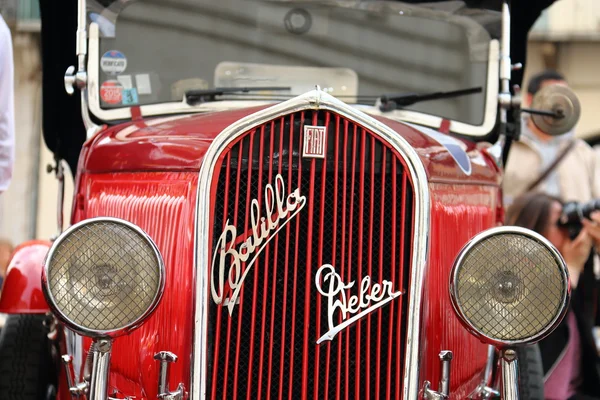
(526, 139), (577, 192)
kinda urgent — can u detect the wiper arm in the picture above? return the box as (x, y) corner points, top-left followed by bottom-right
(185, 86), (291, 105)
(379, 86), (482, 112)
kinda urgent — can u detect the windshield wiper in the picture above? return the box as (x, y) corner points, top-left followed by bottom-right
(185, 86), (292, 105)
(378, 86), (482, 112)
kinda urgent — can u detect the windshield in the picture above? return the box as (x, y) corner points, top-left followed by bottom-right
(88, 0), (500, 128)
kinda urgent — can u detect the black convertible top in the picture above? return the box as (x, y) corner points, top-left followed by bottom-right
(39, 0), (557, 172)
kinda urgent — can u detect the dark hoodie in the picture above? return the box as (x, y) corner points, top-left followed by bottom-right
(538, 255), (600, 399)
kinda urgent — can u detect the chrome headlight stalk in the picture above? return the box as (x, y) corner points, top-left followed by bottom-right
(154, 351), (186, 399)
(449, 226), (570, 400)
(43, 217), (166, 400)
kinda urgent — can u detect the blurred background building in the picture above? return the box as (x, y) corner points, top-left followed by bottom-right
(0, 0), (599, 244)
(526, 0), (600, 139)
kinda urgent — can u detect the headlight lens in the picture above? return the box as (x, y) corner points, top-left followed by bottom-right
(43, 217), (165, 337)
(450, 226), (569, 346)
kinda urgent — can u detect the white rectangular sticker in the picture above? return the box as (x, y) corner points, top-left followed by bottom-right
(117, 75), (133, 89)
(135, 74), (152, 95)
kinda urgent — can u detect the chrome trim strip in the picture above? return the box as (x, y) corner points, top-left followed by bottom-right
(76, 0), (87, 73)
(86, 20), (498, 137)
(500, 349), (520, 400)
(89, 339), (112, 400)
(449, 226), (570, 347)
(81, 89), (102, 140)
(65, 329), (84, 382)
(42, 217), (166, 338)
(192, 88), (431, 399)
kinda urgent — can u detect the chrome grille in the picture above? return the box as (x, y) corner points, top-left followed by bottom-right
(206, 110), (414, 399)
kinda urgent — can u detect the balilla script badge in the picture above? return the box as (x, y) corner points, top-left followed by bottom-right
(315, 264), (403, 344)
(211, 174), (307, 315)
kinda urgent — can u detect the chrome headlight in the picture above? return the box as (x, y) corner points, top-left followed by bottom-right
(43, 217), (165, 337)
(450, 226), (570, 346)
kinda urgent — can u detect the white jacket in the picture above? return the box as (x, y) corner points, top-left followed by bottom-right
(504, 135), (600, 205)
(0, 16), (14, 194)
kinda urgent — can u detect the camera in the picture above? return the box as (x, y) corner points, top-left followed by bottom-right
(559, 199), (600, 239)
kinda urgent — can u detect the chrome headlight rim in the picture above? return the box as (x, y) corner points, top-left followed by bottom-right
(42, 217), (166, 338)
(449, 226), (570, 347)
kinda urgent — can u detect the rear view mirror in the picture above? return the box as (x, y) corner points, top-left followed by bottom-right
(529, 85), (581, 136)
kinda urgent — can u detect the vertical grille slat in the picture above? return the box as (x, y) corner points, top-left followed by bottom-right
(366, 135), (376, 400)
(266, 118), (285, 400)
(234, 130), (256, 398)
(288, 111), (304, 400)
(397, 173), (409, 400)
(356, 128), (367, 400)
(339, 119), (349, 400)
(207, 110), (413, 399)
(375, 147), (387, 400)
(313, 111), (331, 400)
(247, 125), (266, 400)
(345, 123), (359, 400)
(220, 143), (244, 400)
(387, 158), (398, 400)
(257, 123), (272, 400)
(277, 114), (294, 400)
(210, 152), (231, 400)
(324, 114), (341, 400)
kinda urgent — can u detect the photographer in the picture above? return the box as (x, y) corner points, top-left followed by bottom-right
(504, 70), (600, 206)
(507, 193), (600, 400)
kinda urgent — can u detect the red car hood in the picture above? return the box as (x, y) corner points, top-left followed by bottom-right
(81, 105), (499, 185)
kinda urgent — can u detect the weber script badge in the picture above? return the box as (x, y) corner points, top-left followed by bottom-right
(315, 264), (403, 344)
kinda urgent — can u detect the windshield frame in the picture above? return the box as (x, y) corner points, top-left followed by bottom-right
(86, 12), (500, 137)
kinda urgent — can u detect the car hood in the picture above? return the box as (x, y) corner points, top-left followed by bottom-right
(80, 104), (499, 185)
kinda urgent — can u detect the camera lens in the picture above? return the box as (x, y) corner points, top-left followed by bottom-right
(559, 201), (581, 226)
(560, 199), (600, 240)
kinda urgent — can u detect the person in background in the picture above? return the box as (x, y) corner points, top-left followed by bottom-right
(506, 193), (600, 400)
(0, 238), (12, 289)
(0, 238), (11, 329)
(0, 13), (14, 194)
(503, 70), (600, 206)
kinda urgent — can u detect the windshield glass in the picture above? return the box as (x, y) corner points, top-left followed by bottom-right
(89, 0), (501, 126)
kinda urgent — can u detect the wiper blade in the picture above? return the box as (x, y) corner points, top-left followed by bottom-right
(379, 86), (482, 112)
(185, 86), (291, 105)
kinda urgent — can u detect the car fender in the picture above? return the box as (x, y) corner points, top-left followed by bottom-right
(0, 240), (51, 314)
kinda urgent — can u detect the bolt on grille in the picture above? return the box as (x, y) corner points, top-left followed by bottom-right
(47, 221), (162, 332)
(456, 233), (566, 341)
(206, 110), (414, 399)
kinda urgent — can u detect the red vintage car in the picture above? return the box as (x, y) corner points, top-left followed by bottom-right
(0, 0), (577, 399)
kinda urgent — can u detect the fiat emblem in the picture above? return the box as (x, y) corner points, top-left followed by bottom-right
(302, 125), (327, 159)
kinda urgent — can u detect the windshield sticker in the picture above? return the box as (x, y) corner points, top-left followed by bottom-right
(100, 80), (123, 105)
(122, 88), (139, 106)
(117, 75), (133, 90)
(135, 74), (152, 95)
(404, 122), (472, 176)
(100, 50), (127, 76)
(315, 264), (403, 344)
